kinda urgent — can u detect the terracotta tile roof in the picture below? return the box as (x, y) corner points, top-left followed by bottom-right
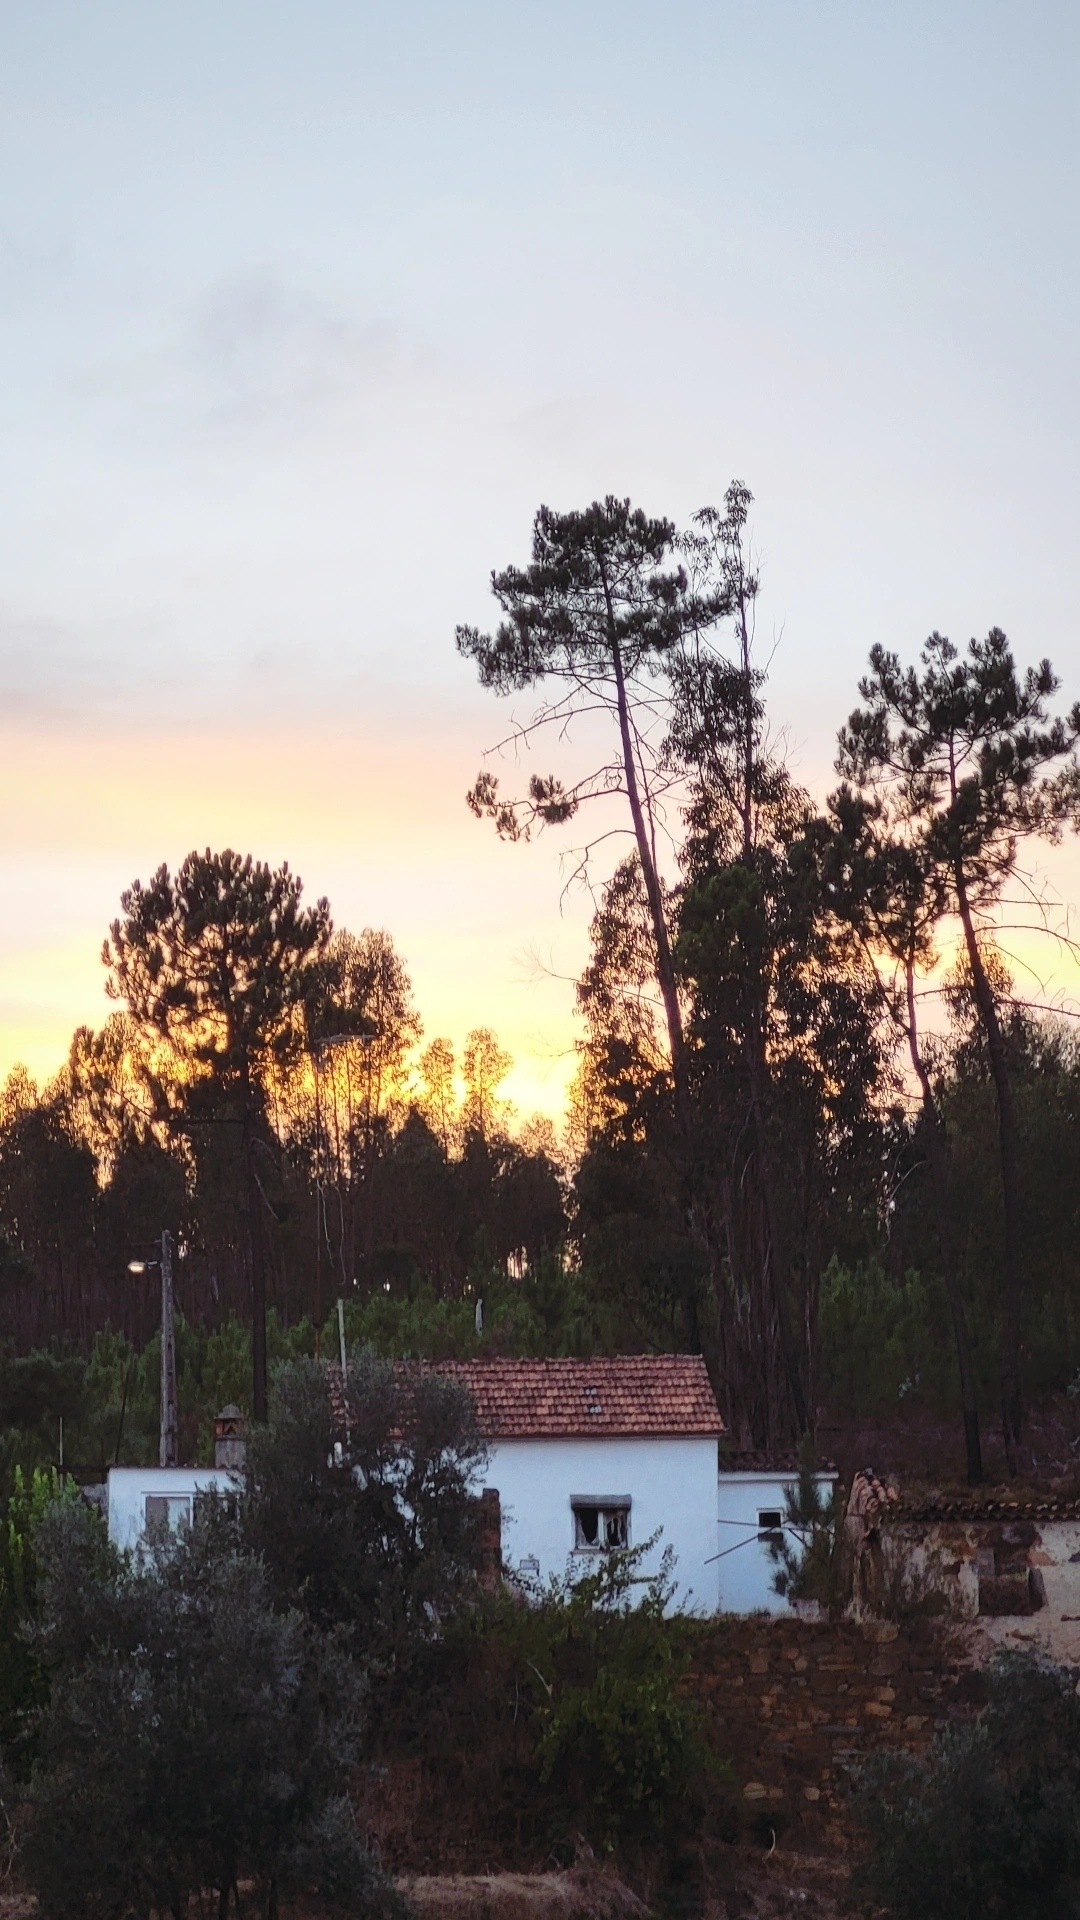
(326, 1354), (723, 1439)
(719, 1450), (837, 1475)
(895, 1492), (1080, 1524)
(422, 1355), (723, 1439)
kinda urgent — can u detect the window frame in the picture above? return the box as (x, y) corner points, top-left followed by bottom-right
(570, 1495), (632, 1553)
(144, 1492), (193, 1533)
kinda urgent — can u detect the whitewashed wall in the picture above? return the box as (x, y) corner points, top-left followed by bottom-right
(716, 1470), (838, 1614)
(109, 1440), (727, 1616)
(107, 1466), (237, 1553)
(482, 1434), (720, 1614)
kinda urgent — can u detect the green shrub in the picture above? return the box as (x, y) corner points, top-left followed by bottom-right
(854, 1650), (1080, 1920)
(0, 1466), (82, 1763)
(768, 1444), (849, 1614)
(474, 1543), (714, 1853)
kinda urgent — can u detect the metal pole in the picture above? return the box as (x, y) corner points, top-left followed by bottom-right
(160, 1229), (179, 1467)
(337, 1296), (348, 1390)
(336, 1296), (350, 1449)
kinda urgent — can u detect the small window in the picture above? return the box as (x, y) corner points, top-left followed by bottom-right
(145, 1494), (192, 1533)
(757, 1507), (784, 1541)
(572, 1497), (630, 1552)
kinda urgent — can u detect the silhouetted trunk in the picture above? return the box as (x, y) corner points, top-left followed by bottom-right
(600, 565), (686, 1106)
(954, 869), (1025, 1463)
(905, 959), (983, 1483)
(745, 1017), (809, 1437)
(733, 581), (806, 1437)
(241, 1084), (268, 1424)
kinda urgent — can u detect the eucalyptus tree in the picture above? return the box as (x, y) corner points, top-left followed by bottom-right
(103, 850), (333, 1420)
(839, 630), (1080, 1454)
(558, 488), (888, 1441)
(668, 485), (827, 1435)
(673, 783), (888, 1442)
(461, 1027), (513, 1145)
(417, 1038), (460, 1160)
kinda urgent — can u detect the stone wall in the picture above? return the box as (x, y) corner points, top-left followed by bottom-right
(362, 1613), (976, 1870)
(688, 1614), (975, 1851)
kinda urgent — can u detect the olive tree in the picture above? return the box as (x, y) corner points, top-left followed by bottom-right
(25, 1498), (397, 1920)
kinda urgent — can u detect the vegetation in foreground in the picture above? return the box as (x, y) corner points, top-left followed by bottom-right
(1, 1354), (714, 1919)
(855, 1651), (1080, 1920)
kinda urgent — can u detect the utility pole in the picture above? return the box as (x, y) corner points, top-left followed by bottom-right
(160, 1229), (178, 1467)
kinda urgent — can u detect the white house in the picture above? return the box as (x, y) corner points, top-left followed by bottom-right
(715, 1457), (839, 1613)
(106, 1364), (834, 1619)
(434, 1355), (724, 1615)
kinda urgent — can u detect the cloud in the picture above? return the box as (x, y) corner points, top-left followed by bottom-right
(71, 273), (411, 460)
(0, 601), (171, 720)
(189, 276), (401, 439)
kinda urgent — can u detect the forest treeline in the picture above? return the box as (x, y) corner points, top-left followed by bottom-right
(4, 482), (1080, 1477)
(0, 970), (566, 1372)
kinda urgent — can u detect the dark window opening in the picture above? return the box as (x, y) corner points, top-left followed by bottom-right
(757, 1507), (783, 1540)
(572, 1498), (630, 1551)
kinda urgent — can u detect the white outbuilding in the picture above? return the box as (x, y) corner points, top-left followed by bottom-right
(107, 1405), (246, 1552)
(715, 1455), (839, 1613)
(107, 1463), (235, 1553)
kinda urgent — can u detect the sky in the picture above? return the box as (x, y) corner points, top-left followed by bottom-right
(2, 1), (1079, 1119)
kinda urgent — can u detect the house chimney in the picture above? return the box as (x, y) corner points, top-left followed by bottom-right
(477, 1487), (502, 1592)
(214, 1405), (246, 1471)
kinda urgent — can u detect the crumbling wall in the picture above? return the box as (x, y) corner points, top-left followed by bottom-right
(880, 1508), (1080, 1661)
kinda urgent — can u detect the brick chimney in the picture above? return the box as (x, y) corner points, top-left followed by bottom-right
(477, 1486), (501, 1591)
(214, 1404), (246, 1471)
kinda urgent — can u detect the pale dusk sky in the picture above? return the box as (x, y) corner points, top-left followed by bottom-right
(2, 2), (1079, 1118)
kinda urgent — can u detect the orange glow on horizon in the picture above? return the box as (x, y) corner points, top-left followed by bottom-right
(0, 719), (592, 1124)
(3, 721), (1080, 1129)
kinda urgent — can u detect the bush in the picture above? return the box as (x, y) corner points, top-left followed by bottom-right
(854, 1650), (1080, 1920)
(0, 1466), (81, 1763)
(473, 1543), (713, 1854)
(24, 1495), (398, 1920)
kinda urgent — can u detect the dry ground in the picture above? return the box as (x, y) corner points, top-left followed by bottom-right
(0, 1856), (865, 1920)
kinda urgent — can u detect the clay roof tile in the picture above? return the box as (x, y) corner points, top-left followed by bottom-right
(328, 1354), (723, 1440)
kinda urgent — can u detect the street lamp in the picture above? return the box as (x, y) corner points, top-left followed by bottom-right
(127, 1230), (178, 1468)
